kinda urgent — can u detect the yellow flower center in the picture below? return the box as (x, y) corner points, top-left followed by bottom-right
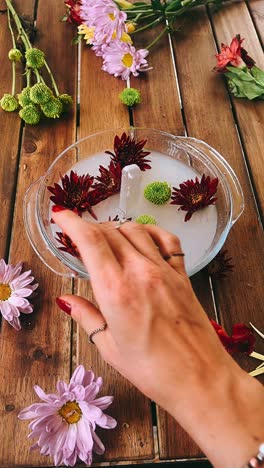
(191, 193), (204, 205)
(108, 12), (115, 21)
(58, 401), (82, 424)
(122, 53), (133, 68)
(0, 284), (12, 301)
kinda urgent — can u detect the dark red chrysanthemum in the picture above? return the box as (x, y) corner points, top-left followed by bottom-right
(48, 170), (98, 219)
(214, 34), (255, 73)
(210, 320), (255, 355)
(105, 132), (151, 171)
(207, 249), (234, 279)
(56, 232), (81, 259)
(171, 174), (218, 222)
(92, 161), (122, 202)
(64, 0), (82, 25)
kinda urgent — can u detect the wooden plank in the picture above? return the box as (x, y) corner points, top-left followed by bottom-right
(0, 0), (77, 466)
(76, 46), (154, 461)
(0, 0), (27, 259)
(131, 25), (184, 135)
(247, 0), (264, 46)
(209, 0), (264, 375)
(210, 1), (264, 218)
(173, 5), (264, 361)
(156, 4), (264, 458)
(130, 16), (217, 461)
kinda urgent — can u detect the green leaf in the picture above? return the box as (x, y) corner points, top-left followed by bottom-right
(229, 77), (264, 100)
(226, 66), (255, 81)
(72, 34), (82, 45)
(251, 66), (264, 86)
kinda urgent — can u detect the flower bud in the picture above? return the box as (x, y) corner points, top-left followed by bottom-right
(30, 83), (53, 104)
(17, 87), (32, 107)
(126, 22), (136, 33)
(114, 0), (133, 8)
(135, 214), (157, 225)
(8, 48), (23, 62)
(58, 94), (73, 113)
(144, 181), (171, 205)
(25, 48), (45, 69)
(119, 87), (141, 106)
(19, 104), (41, 125)
(41, 97), (63, 118)
(0, 94), (19, 112)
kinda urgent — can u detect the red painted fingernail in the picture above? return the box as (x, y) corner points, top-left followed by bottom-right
(52, 205), (67, 213)
(56, 298), (71, 315)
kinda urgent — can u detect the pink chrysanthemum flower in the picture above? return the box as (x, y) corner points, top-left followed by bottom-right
(81, 0), (127, 44)
(102, 41), (149, 80)
(18, 365), (117, 467)
(0, 259), (38, 331)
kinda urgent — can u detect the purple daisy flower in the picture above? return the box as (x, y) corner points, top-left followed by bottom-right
(18, 365), (117, 467)
(0, 259), (38, 331)
(102, 41), (150, 80)
(81, 0), (127, 44)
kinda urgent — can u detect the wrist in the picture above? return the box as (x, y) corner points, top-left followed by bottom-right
(168, 364), (264, 468)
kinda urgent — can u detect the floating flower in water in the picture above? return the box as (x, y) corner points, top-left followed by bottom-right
(48, 171), (98, 219)
(56, 232), (81, 259)
(81, 0), (127, 43)
(210, 320), (255, 355)
(135, 214), (157, 225)
(0, 259), (38, 331)
(64, 0), (83, 25)
(105, 132), (151, 171)
(214, 34), (255, 73)
(171, 174), (218, 222)
(18, 365), (117, 467)
(207, 249), (234, 279)
(93, 161), (122, 201)
(102, 41), (149, 80)
(144, 181), (171, 205)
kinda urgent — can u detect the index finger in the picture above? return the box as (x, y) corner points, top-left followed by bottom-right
(52, 209), (121, 281)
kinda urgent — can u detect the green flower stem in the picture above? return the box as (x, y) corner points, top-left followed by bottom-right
(44, 60), (60, 97)
(11, 61), (16, 95)
(26, 69), (31, 87)
(7, 8), (16, 48)
(34, 69), (41, 83)
(5, 0), (31, 49)
(132, 17), (163, 35)
(146, 26), (167, 50)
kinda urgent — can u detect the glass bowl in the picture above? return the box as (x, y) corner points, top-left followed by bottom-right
(24, 128), (244, 278)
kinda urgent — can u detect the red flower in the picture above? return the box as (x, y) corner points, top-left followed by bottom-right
(48, 170), (98, 219)
(55, 232), (80, 259)
(210, 320), (255, 355)
(214, 34), (255, 73)
(92, 161), (122, 202)
(64, 0), (82, 25)
(170, 174), (218, 222)
(207, 249), (234, 279)
(105, 132), (151, 171)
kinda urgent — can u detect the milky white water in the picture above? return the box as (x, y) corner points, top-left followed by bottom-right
(51, 150), (218, 274)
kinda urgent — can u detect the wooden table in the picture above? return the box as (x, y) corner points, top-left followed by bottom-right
(0, 1), (263, 467)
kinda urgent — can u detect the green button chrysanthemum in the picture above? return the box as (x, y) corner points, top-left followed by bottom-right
(8, 48), (23, 62)
(17, 87), (32, 107)
(0, 94), (19, 112)
(41, 97), (63, 119)
(25, 48), (45, 69)
(144, 181), (171, 205)
(58, 94), (73, 112)
(30, 83), (53, 105)
(19, 104), (41, 125)
(135, 214), (157, 225)
(119, 87), (141, 107)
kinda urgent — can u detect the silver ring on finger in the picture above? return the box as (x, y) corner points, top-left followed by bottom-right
(88, 322), (107, 344)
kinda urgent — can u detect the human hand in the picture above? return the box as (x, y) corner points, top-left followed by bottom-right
(53, 208), (264, 467)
